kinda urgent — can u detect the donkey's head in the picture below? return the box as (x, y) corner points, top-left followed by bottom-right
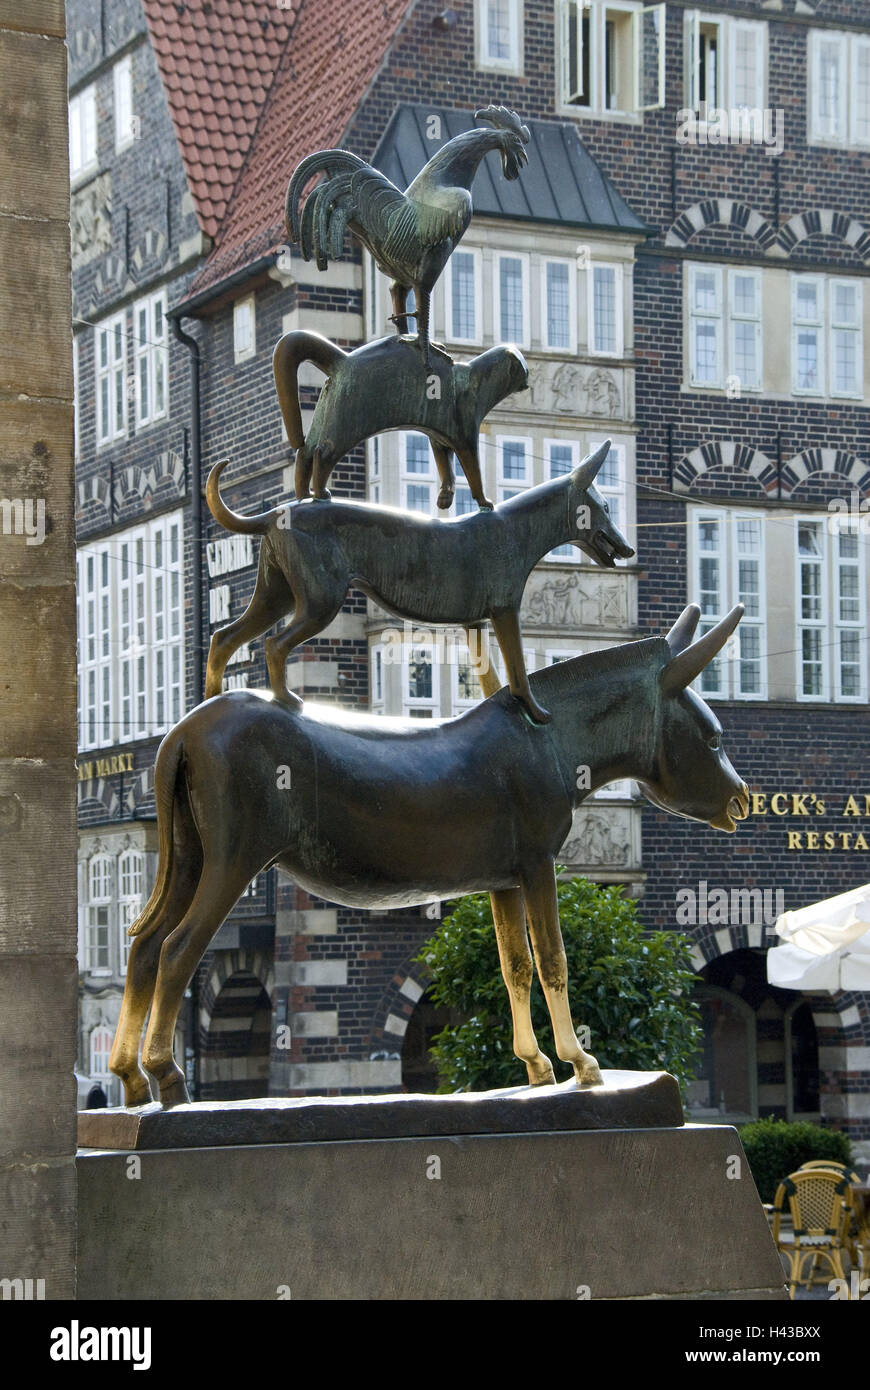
(640, 604), (750, 833)
(569, 440), (635, 568)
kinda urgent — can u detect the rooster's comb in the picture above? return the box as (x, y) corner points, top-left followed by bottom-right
(473, 106), (530, 143)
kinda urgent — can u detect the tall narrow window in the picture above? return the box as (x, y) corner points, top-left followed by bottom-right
(497, 253), (528, 346)
(134, 290), (168, 427)
(87, 856), (113, 971)
(810, 32), (847, 143)
(542, 258), (576, 351)
(114, 55), (134, 151)
(446, 250), (480, 343)
(728, 269), (761, 391)
(695, 513), (726, 697)
(733, 515), (765, 697)
(561, 2), (665, 115)
(69, 84), (97, 180)
(118, 849), (144, 973)
(853, 37), (870, 146)
(96, 312), (127, 445)
(590, 440), (627, 535)
(477, 0), (521, 71)
(793, 277), (823, 394)
(89, 1026), (113, 1078)
(797, 520), (826, 699)
(829, 280), (862, 398)
(589, 263), (622, 356)
(401, 432), (436, 514)
(233, 295), (256, 362)
(835, 527), (864, 699)
(497, 436), (531, 502)
(689, 267), (722, 386)
(545, 440), (578, 559)
(403, 644), (437, 717)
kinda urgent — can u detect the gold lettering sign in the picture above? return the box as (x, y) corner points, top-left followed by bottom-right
(76, 752), (134, 781)
(756, 792), (870, 850)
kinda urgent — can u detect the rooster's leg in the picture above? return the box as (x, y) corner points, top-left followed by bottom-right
(389, 282), (410, 336)
(416, 290), (432, 368)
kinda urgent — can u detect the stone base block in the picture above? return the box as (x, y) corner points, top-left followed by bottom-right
(77, 1122), (787, 1300)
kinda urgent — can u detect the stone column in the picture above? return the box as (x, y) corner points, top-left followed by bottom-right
(0, 0), (77, 1298)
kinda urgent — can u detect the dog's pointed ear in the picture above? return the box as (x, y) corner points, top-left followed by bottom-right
(572, 439), (611, 490)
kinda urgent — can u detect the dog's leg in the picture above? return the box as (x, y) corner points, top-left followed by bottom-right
(432, 442), (455, 510)
(521, 859), (602, 1088)
(465, 625), (501, 699)
(205, 556), (290, 699)
(264, 596), (343, 708)
(455, 443), (494, 511)
(490, 886), (555, 1086)
(490, 607), (550, 724)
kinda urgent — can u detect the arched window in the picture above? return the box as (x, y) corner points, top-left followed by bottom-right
(89, 1025), (113, 1078)
(86, 854), (113, 971)
(686, 984), (757, 1123)
(118, 849), (144, 973)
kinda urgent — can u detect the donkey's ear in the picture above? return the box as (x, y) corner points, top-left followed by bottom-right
(572, 439), (611, 490)
(666, 603), (701, 656)
(661, 604), (744, 695)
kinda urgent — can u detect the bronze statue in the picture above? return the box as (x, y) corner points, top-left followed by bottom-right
(109, 604), (748, 1108)
(204, 440), (633, 723)
(285, 106), (530, 365)
(274, 329), (527, 510)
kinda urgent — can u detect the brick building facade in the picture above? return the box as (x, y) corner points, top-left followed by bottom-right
(68, 0), (870, 1158)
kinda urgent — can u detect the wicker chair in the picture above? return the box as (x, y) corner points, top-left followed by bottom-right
(798, 1161), (869, 1274)
(771, 1169), (853, 1297)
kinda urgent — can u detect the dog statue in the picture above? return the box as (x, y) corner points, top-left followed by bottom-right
(204, 441), (633, 724)
(273, 329), (529, 510)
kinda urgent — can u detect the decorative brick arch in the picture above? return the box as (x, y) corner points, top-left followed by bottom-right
(665, 199), (779, 254)
(781, 448), (870, 498)
(76, 473), (112, 522)
(370, 954), (432, 1053)
(77, 778), (120, 817)
(198, 947), (275, 1028)
(778, 209), (870, 263)
(673, 440), (776, 494)
(113, 452), (185, 512)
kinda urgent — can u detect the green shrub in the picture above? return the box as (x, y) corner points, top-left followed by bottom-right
(738, 1117), (854, 1205)
(415, 873), (702, 1093)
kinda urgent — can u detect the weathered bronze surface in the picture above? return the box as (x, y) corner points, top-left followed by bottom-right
(109, 604), (748, 1108)
(80, 1072), (683, 1150)
(273, 329), (527, 509)
(285, 105), (530, 364)
(204, 439), (633, 722)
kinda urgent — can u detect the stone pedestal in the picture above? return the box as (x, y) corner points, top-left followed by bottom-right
(77, 1074), (786, 1301)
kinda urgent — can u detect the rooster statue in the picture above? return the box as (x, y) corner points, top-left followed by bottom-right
(285, 106), (530, 366)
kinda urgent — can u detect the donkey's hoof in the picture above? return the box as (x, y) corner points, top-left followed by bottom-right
(158, 1070), (190, 1109)
(527, 1055), (557, 1087)
(121, 1069), (153, 1108)
(574, 1056), (603, 1088)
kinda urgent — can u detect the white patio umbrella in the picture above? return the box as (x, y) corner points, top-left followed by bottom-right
(766, 882), (870, 992)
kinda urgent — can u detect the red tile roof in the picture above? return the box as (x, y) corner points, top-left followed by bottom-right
(142, 0), (296, 240)
(144, 0), (409, 303)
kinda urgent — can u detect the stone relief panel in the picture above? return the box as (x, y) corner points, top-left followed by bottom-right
(526, 359), (628, 419)
(560, 805), (641, 872)
(520, 568), (634, 632)
(71, 174), (112, 269)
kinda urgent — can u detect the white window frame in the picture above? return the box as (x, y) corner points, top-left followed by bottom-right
(451, 643), (487, 713)
(69, 84), (97, 182)
(73, 335), (80, 462)
(690, 507), (767, 701)
(588, 262), (624, 358)
(444, 247), (483, 346)
(851, 35), (870, 149)
(685, 11), (767, 122)
(589, 439), (629, 545)
(233, 294), (256, 363)
(543, 438), (580, 561)
(95, 310), (128, 447)
(133, 289), (168, 429)
(113, 54), (134, 152)
(795, 517), (866, 703)
(808, 30), (849, 147)
(89, 1025), (114, 1078)
(496, 434), (533, 503)
(371, 643), (385, 709)
(86, 854), (113, 973)
(118, 848), (144, 974)
(402, 641), (439, 717)
(495, 251), (530, 349)
(558, 0), (666, 118)
(475, 0), (523, 74)
(828, 278), (863, 400)
(791, 274), (824, 397)
(541, 256), (578, 353)
(399, 430), (438, 515)
(726, 267), (762, 393)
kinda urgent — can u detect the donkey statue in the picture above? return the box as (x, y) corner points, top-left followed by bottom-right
(109, 603), (748, 1108)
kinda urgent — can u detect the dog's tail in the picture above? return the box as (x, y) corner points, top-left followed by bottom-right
(206, 460), (281, 535)
(272, 329), (347, 449)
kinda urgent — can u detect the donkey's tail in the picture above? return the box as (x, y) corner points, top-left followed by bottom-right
(206, 460), (281, 535)
(272, 329), (347, 450)
(127, 731), (185, 942)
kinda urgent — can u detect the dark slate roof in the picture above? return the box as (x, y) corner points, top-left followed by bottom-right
(373, 104), (653, 236)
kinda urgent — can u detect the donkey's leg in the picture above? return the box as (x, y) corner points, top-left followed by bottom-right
(142, 865), (255, 1107)
(205, 559), (289, 698)
(490, 606), (551, 725)
(454, 443), (493, 510)
(490, 887), (555, 1086)
(431, 442), (455, 510)
(521, 860), (603, 1087)
(465, 625), (501, 699)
